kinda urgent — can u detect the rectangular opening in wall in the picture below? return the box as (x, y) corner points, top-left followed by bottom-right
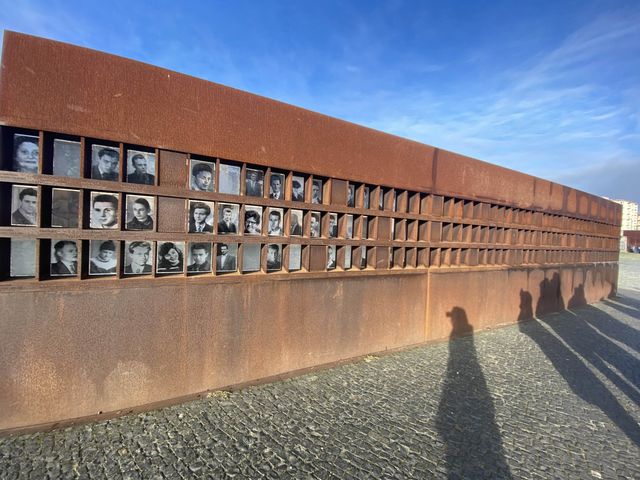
(405, 247), (417, 268)
(8, 237), (37, 279)
(242, 243), (262, 273)
(430, 247), (441, 267)
(393, 247), (405, 268)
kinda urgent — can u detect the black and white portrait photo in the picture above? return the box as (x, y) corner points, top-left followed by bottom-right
(219, 163), (241, 195)
(11, 185), (38, 226)
(10, 239), (36, 278)
(50, 240), (78, 277)
(311, 179), (323, 204)
(361, 246), (368, 268)
(269, 172), (285, 200)
(53, 139), (80, 177)
(346, 214), (354, 239)
(13, 134), (39, 174)
(267, 244), (282, 272)
(124, 241), (153, 275)
(327, 245), (337, 270)
(292, 175), (305, 202)
(217, 203), (239, 234)
(91, 145), (120, 181)
(244, 206), (262, 235)
(187, 242), (212, 273)
(190, 159), (215, 192)
(363, 186), (370, 209)
(347, 184), (355, 208)
(362, 216), (369, 239)
(310, 212), (321, 238)
(216, 243), (238, 273)
(127, 150), (156, 185)
(288, 244), (302, 271)
(327, 213), (338, 238)
(157, 241), (185, 274)
(290, 209), (303, 236)
(51, 188), (79, 228)
(245, 168), (264, 197)
(267, 208), (284, 236)
(188, 200), (214, 233)
(242, 243), (261, 272)
(90, 191), (119, 229)
(126, 195), (155, 231)
(89, 240), (117, 276)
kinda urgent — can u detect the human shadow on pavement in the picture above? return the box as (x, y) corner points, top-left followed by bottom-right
(518, 287), (640, 446)
(435, 307), (513, 480)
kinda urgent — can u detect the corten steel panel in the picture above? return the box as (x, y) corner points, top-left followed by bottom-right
(157, 196), (186, 233)
(330, 179), (347, 206)
(0, 275), (428, 431)
(158, 150), (188, 188)
(0, 32), (434, 192)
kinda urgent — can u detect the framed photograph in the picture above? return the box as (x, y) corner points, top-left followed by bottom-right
(292, 175), (305, 202)
(327, 213), (338, 238)
(245, 168), (264, 197)
(10, 238), (36, 278)
(216, 243), (238, 273)
(157, 241), (185, 274)
(344, 245), (352, 269)
(11, 185), (38, 226)
(244, 205), (263, 235)
(91, 144), (120, 181)
(327, 245), (336, 270)
(347, 184), (355, 208)
(50, 240), (78, 277)
(89, 239), (117, 276)
(289, 244), (302, 271)
(267, 207), (284, 236)
(124, 241), (153, 275)
(311, 179), (323, 204)
(379, 189), (384, 209)
(363, 186), (370, 209)
(187, 200), (214, 233)
(12, 134), (39, 173)
(269, 172), (285, 200)
(190, 158), (215, 192)
(53, 139), (80, 177)
(362, 216), (369, 239)
(290, 209), (303, 236)
(126, 195), (155, 231)
(242, 243), (261, 272)
(310, 211), (321, 238)
(187, 242), (212, 273)
(219, 163), (241, 195)
(51, 188), (79, 228)
(127, 150), (155, 185)
(217, 203), (239, 234)
(267, 244), (282, 272)
(346, 214), (354, 239)
(90, 191), (119, 229)
(361, 246), (367, 269)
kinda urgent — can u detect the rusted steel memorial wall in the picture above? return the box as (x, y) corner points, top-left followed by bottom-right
(0, 33), (621, 433)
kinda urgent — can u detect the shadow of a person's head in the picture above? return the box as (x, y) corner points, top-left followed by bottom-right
(446, 307), (473, 336)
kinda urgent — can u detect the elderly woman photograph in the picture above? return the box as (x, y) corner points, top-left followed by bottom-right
(13, 134), (39, 173)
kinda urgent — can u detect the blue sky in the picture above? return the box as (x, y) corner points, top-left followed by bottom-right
(1, 0), (638, 203)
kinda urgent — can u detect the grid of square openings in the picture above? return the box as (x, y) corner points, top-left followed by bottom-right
(0, 126), (620, 281)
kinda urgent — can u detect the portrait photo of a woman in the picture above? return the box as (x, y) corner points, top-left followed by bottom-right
(13, 134), (39, 173)
(157, 241), (185, 274)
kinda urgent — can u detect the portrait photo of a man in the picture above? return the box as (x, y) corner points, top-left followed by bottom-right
(190, 159), (215, 192)
(216, 243), (238, 273)
(266, 244), (282, 272)
(50, 240), (78, 277)
(290, 209), (303, 236)
(188, 200), (214, 233)
(126, 195), (155, 231)
(90, 192), (119, 229)
(292, 175), (305, 202)
(267, 208), (284, 236)
(187, 242), (212, 273)
(310, 212), (320, 238)
(127, 151), (156, 185)
(347, 184), (356, 208)
(124, 241), (153, 275)
(217, 203), (239, 234)
(244, 206), (262, 235)
(11, 185), (38, 226)
(327, 213), (338, 238)
(91, 145), (120, 181)
(269, 173), (285, 200)
(311, 179), (323, 204)
(245, 168), (264, 197)
(327, 245), (337, 270)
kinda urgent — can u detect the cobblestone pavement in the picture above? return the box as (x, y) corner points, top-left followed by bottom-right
(1, 260), (639, 479)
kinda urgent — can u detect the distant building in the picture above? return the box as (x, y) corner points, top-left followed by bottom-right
(610, 199), (638, 232)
